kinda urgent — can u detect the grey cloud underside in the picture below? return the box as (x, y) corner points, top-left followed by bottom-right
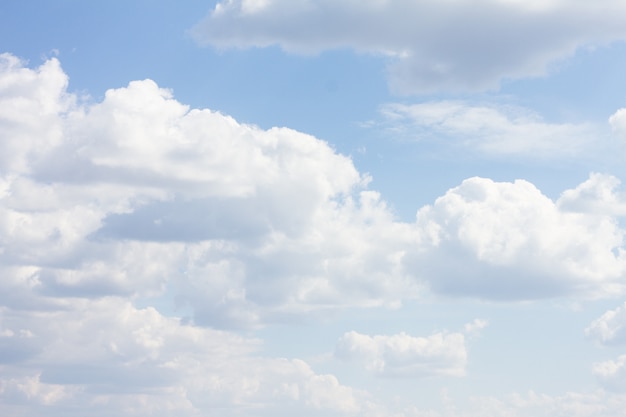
(192, 0), (626, 93)
(413, 255), (568, 300)
(96, 197), (271, 241)
(40, 365), (176, 391)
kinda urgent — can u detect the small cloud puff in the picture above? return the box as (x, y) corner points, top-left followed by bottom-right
(586, 302), (626, 345)
(464, 318), (489, 336)
(334, 323), (482, 377)
(593, 354), (626, 392)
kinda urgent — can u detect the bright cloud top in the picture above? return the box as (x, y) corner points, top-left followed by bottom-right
(410, 175), (626, 300)
(192, 0), (626, 93)
(587, 303), (626, 391)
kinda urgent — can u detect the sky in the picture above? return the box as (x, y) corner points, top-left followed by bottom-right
(3, 1), (626, 416)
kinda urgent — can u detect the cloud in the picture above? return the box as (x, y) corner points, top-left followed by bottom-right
(0, 53), (419, 330)
(0, 53), (418, 415)
(334, 325), (476, 377)
(0, 298), (367, 417)
(610, 107), (626, 139)
(0, 53), (72, 174)
(407, 176), (626, 300)
(5, 53), (626, 415)
(377, 101), (595, 157)
(593, 355), (626, 392)
(585, 302), (626, 345)
(464, 318), (489, 335)
(191, 0), (626, 93)
(558, 173), (626, 217)
(3, 53), (626, 319)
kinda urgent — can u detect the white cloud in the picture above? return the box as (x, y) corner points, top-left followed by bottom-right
(463, 318), (489, 336)
(378, 101), (595, 157)
(407, 176), (626, 300)
(593, 355), (626, 392)
(191, 0), (626, 93)
(558, 173), (626, 217)
(6, 53), (626, 416)
(585, 302), (626, 345)
(0, 54), (72, 174)
(3, 53), (626, 322)
(610, 107), (626, 138)
(0, 53), (417, 330)
(334, 327), (471, 377)
(0, 298), (367, 417)
(0, 51), (421, 416)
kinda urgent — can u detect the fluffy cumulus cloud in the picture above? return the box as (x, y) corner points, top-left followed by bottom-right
(593, 355), (626, 392)
(0, 52), (418, 329)
(586, 302), (626, 345)
(4, 53), (626, 415)
(0, 52), (411, 416)
(559, 174), (626, 217)
(334, 322), (484, 377)
(378, 101), (595, 157)
(610, 107), (626, 139)
(587, 303), (626, 391)
(408, 175), (626, 300)
(0, 298), (368, 417)
(191, 0), (626, 93)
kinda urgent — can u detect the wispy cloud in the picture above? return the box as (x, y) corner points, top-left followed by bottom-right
(377, 101), (596, 157)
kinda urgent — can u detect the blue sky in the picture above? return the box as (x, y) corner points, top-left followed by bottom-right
(3, 1), (626, 416)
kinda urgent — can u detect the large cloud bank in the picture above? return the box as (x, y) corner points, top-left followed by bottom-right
(191, 0), (626, 93)
(2, 53), (626, 415)
(0, 52), (408, 416)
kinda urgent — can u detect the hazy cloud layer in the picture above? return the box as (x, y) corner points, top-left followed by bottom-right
(192, 0), (626, 93)
(559, 173), (626, 217)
